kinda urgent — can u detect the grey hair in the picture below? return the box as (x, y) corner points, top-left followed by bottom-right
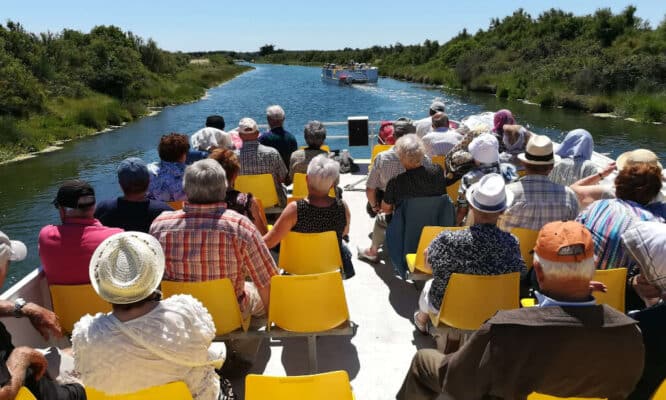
(533, 253), (595, 280)
(183, 159), (227, 204)
(304, 121), (327, 148)
(395, 134), (425, 168)
(306, 154), (339, 193)
(266, 105), (285, 121)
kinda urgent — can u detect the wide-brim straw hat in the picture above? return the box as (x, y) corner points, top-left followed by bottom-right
(517, 134), (560, 165)
(89, 231), (165, 305)
(616, 149), (662, 171)
(466, 173), (514, 213)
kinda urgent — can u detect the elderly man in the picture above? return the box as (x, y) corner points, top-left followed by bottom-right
(498, 135), (579, 232)
(398, 220), (644, 400)
(39, 180), (123, 285)
(358, 134), (444, 262)
(0, 231), (86, 399)
(421, 113), (462, 157)
(95, 157), (172, 233)
(288, 120), (328, 181)
(238, 117), (289, 207)
(259, 105), (297, 169)
(188, 114), (233, 164)
(414, 100), (446, 138)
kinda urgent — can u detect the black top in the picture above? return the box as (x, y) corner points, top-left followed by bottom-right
(384, 164), (445, 206)
(94, 197), (172, 233)
(225, 189), (254, 222)
(0, 322), (14, 387)
(292, 199), (346, 241)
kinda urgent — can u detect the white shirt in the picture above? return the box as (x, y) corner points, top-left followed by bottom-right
(422, 128), (463, 157)
(72, 295), (220, 400)
(414, 117), (432, 138)
(191, 127), (232, 151)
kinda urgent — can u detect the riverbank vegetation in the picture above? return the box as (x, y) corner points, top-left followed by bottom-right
(0, 22), (249, 162)
(257, 7), (666, 123)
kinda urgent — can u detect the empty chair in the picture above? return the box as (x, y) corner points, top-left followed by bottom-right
(593, 268), (627, 312)
(511, 227), (539, 270)
(167, 201), (184, 210)
(406, 226), (465, 275)
(49, 284), (112, 334)
(161, 278), (250, 337)
(278, 231), (342, 275)
(86, 381), (193, 400)
(17, 387), (37, 400)
(528, 394), (606, 400)
(235, 174), (280, 208)
(245, 371), (354, 400)
(267, 271), (354, 372)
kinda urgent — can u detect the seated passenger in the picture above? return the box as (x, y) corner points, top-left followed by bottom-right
(72, 232), (224, 400)
(288, 120), (328, 182)
(259, 105), (297, 170)
(549, 129), (599, 186)
(422, 112), (462, 157)
(0, 231), (85, 400)
(147, 133), (190, 202)
(39, 180), (123, 285)
(414, 100), (446, 138)
(208, 148), (268, 235)
(398, 220), (644, 400)
(577, 163), (663, 270)
(498, 135), (579, 232)
(413, 173), (525, 332)
(264, 155), (354, 279)
(378, 121), (395, 145)
(492, 109), (516, 153)
(187, 115), (233, 164)
(94, 157), (172, 233)
(359, 134), (444, 263)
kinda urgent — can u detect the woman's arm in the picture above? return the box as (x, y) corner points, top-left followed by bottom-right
(249, 198), (268, 235)
(263, 202), (298, 249)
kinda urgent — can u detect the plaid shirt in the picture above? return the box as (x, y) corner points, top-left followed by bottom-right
(498, 175), (579, 232)
(367, 149), (432, 191)
(239, 140), (288, 206)
(149, 202), (277, 311)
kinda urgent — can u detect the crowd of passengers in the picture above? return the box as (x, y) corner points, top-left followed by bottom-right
(0, 100), (664, 399)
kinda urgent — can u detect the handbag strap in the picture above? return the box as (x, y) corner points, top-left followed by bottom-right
(110, 315), (223, 369)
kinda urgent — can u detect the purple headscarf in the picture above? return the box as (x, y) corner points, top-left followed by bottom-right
(493, 109), (515, 134)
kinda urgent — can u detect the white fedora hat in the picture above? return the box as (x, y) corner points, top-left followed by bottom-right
(517, 135), (560, 165)
(89, 232), (165, 305)
(465, 173), (514, 213)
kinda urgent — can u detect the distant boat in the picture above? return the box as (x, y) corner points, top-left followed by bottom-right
(322, 62), (378, 85)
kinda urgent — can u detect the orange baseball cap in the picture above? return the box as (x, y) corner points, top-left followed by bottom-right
(534, 221), (594, 263)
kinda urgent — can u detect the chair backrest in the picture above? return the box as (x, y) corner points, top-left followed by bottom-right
(49, 284), (112, 334)
(17, 387), (37, 400)
(370, 144), (393, 164)
(236, 174), (279, 208)
(412, 226), (466, 272)
(86, 381), (193, 400)
(446, 179), (461, 203)
(278, 231), (342, 275)
(435, 272), (520, 330)
(651, 379), (666, 400)
(527, 393), (606, 400)
(292, 173), (335, 198)
(431, 155), (446, 171)
(299, 145), (331, 152)
(161, 278), (248, 335)
(510, 227), (539, 270)
(245, 370), (353, 400)
(268, 271), (350, 333)
(592, 268), (627, 312)
(167, 201), (184, 210)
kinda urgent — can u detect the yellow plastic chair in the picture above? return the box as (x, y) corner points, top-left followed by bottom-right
(406, 226), (465, 275)
(161, 279), (250, 337)
(431, 155), (446, 171)
(369, 144), (393, 169)
(511, 227), (539, 270)
(17, 387), (36, 400)
(517, 169), (528, 177)
(278, 231), (342, 275)
(267, 272), (354, 372)
(446, 179), (461, 203)
(86, 381), (192, 400)
(236, 174), (280, 208)
(652, 379), (666, 399)
(50, 284), (112, 334)
(528, 394), (606, 400)
(431, 272), (520, 331)
(291, 173), (335, 199)
(299, 145), (331, 152)
(167, 201), (184, 210)
(593, 268), (627, 312)
(245, 370), (354, 400)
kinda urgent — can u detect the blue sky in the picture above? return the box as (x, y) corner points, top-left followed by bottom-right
(2, 1), (664, 52)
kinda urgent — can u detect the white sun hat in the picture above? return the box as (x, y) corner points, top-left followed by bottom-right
(89, 232), (165, 305)
(469, 132), (500, 164)
(465, 173), (514, 213)
(517, 134), (560, 165)
(0, 230), (27, 265)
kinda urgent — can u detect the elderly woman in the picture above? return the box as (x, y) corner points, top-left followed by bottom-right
(209, 148), (268, 234)
(549, 129), (599, 186)
(577, 163), (664, 270)
(264, 154), (354, 279)
(358, 134), (446, 262)
(147, 133), (190, 202)
(72, 232), (224, 399)
(288, 120), (328, 181)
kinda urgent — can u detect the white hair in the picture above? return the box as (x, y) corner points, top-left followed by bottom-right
(183, 159), (227, 204)
(534, 253), (595, 280)
(190, 127), (232, 151)
(395, 134), (425, 168)
(266, 105), (285, 121)
(306, 154), (339, 193)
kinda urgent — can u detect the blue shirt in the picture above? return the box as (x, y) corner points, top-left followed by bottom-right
(146, 161), (187, 202)
(535, 291), (596, 307)
(259, 127), (297, 169)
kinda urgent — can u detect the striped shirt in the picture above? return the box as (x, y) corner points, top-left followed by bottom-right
(548, 158), (599, 186)
(576, 199), (662, 270)
(149, 202), (278, 312)
(498, 175), (579, 232)
(238, 140), (288, 206)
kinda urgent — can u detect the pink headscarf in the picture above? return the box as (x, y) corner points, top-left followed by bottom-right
(493, 109), (515, 134)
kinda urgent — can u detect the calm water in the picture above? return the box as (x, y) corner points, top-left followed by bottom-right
(1, 63), (664, 287)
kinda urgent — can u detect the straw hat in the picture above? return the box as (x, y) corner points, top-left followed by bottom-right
(465, 173), (514, 213)
(89, 232), (165, 305)
(517, 135), (560, 165)
(616, 149), (662, 171)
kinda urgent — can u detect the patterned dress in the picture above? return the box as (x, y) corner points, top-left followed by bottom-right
(146, 161), (187, 202)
